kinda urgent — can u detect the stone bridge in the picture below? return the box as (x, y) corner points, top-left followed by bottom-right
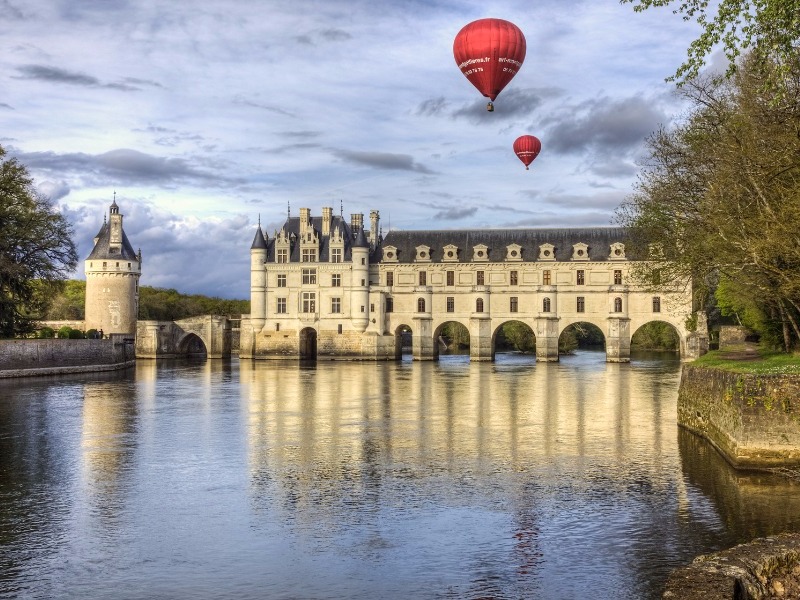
(136, 316), (239, 359)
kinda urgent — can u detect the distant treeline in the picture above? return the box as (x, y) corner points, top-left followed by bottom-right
(45, 280), (250, 321)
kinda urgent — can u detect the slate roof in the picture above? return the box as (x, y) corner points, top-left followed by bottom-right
(266, 215), (357, 262)
(86, 220), (138, 261)
(251, 226), (267, 250)
(379, 227), (631, 263)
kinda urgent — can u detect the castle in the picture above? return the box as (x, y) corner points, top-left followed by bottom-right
(240, 207), (707, 362)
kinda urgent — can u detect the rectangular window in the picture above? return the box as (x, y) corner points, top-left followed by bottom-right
(577, 297), (585, 313)
(360, 305), (365, 313)
(277, 248), (288, 263)
(386, 297), (393, 313)
(331, 297), (341, 313)
(331, 274), (341, 287)
(331, 248), (342, 263)
(276, 298), (287, 314)
(510, 270), (518, 286)
(653, 297), (661, 313)
(477, 270), (485, 286)
(301, 248), (317, 263)
(302, 269), (317, 285)
(543, 270), (551, 285)
(419, 271), (427, 286)
(277, 274), (287, 288)
(577, 270), (585, 285)
(510, 297), (518, 313)
(302, 292), (316, 313)
(447, 271), (454, 286)
(386, 271), (394, 286)
(614, 270), (622, 285)
(276, 323), (280, 332)
(338, 324), (343, 334)
(446, 297), (454, 313)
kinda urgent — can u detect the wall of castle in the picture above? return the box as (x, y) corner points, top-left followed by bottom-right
(0, 336), (135, 378)
(85, 269), (139, 335)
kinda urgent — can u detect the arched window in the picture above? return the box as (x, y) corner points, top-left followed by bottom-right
(543, 297), (551, 312)
(614, 297), (623, 312)
(476, 298), (484, 312)
(417, 298), (426, 313)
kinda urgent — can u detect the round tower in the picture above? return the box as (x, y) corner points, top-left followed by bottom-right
(350, 221), (370, 332)
(250, 222), (268, 330)
(84, 199), (141, 336)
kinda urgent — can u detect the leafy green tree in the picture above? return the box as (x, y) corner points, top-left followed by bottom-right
(498, 321), (536, 353)
(0, 145), (77, 338)
(617, 54), (800, 350)
(621, 0), (800, 89)
(631, 322), (680, 350)
(44, 279), (86, 320)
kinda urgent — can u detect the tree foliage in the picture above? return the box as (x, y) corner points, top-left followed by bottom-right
(0, 145), (78, 338)
(631, 321), (680, 350)
(621, 0), (800, 89)
(617, 54), (800, 350)
(497, 321), (536, 353)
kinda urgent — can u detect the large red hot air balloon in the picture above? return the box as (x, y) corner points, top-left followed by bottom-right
(453, 18), (526, 111)
(513, 135), (541, 170)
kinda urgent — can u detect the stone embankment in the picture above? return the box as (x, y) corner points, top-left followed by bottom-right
(678, 365), (800, 469)
(663, 533), (800, 599)
(0, 336), (135, 378)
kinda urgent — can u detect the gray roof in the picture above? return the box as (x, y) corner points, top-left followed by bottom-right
(86, 224), (138, 261)
(251, 226), (267, 250)
(266, 215), (357, 262)
(379, 227), (631, 263)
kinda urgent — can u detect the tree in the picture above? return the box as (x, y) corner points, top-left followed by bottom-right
(0, 145), (78, 338)
(616, 54), (800, 350)
(621, 0), (800, 89)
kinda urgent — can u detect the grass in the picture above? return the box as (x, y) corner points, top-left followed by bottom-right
(692, 346), (800, 374)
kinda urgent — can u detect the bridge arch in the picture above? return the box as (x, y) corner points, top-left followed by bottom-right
(559, 320), (606, 355)
(492, 320), (536, 358)
(176, 332), (209, 358)
(432, 319), (470, 358)
(394, 323), (413, 359)
(631, 319), (681, 352)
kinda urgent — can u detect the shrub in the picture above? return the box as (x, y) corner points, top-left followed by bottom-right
(37, 327), (55, 338)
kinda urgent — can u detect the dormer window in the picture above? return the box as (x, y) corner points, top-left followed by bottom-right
(382, 245), (399, 263)
(609, 242), (626, 260)
(472, 244), (489, 262)
(442, 244), (459, 262)
(415, 245), (431, 262)
(505, 243), (523, 261)
(539, 243), (555, 261)
(571, 243), (589, 261)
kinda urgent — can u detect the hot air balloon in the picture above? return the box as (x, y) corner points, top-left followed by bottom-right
(453, 18), (526, 112)
(513, 135), (541, 170)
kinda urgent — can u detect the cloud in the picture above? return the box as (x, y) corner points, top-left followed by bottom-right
(13, 64), (147, 91)
(450, 87), (553, 123)
(433, 206), (478, 220)
(16, 148), (243, 187)
(543, 94), (667, 155)
(232, 95), (296, 117)
(332, 149), (436, 174)
(294, 27), (352, 45)
(0, 103), (13, 110)
(37, 180), (71, 201)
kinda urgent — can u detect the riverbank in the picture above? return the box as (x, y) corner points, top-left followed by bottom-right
(677, 346), (800, 469)
(0, 336), (135, 378)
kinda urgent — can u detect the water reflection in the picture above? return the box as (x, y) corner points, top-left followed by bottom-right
(0, 352), (799, 599)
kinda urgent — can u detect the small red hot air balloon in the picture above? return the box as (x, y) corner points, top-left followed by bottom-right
(453, 18), (526, 112)
(513, 135), (541, 170)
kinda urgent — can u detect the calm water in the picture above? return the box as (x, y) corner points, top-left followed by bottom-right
(1, 351), (800, 600)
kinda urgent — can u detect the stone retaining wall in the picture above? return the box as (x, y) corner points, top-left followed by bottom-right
(678, 365), (800, 468)
(0, 336), (135, 378)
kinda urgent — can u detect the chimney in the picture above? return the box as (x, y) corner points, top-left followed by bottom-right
(322, 206), (332, 236)
(350, 212), (363, 234)
(369, 210), (380, 248)
(299, 207), (310, 235)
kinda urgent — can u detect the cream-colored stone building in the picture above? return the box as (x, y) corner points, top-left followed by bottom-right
(84, 200), (141, 335)
(240, 207), (707, 362)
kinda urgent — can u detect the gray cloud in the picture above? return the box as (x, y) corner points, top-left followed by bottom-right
(332, 149), (436, 174)
(433, 206), (478, 220)
(295, 27), (352, 45)
(450, 87), (554, 123)
(280, 130), (323, 139)
(14, 64), (142, 91)
(37, 180), (71, 201)
(543, 94), (667, 155)
(232, 96), (296, 117)
(17, 148), (242, 187)
(0, 102), (13, 110)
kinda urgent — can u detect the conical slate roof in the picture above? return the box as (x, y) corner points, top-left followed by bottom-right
(251, 226), (267, 250)
(352, 227), (369, 249)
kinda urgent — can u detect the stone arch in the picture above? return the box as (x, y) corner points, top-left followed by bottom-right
(558, 320), (606, 354)
(299, 327), (317, 359)
(432, 319), (471, 358)
(176, 332), (208, 358)
(394, 323), (413, 359)
(492, 320), (536, 358)
(631, 319), (681, 352)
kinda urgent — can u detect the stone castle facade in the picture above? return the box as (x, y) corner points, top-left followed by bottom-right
(240, 207), (707, 362)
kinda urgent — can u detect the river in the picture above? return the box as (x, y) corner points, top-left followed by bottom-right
(1, 351), (799, 599)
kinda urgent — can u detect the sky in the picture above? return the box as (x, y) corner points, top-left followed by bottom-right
(1, 0), (717, 299)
